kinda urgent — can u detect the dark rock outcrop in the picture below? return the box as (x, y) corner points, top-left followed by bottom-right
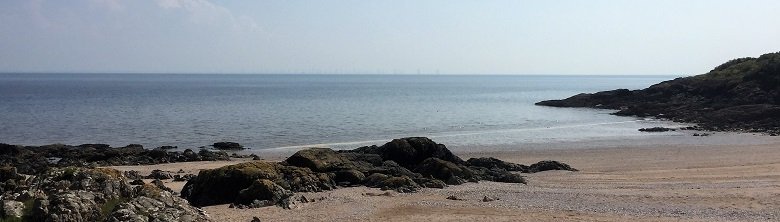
(528, 160), (578, 173)
(414, 158), (477, 185)
(181, 161), (335, 207)
(638, 127), (675, 132)
(147, 169), (173, 180)
(0, 143), (231, 175)
(182, 137), (571, 208)
(349, 137), (465, 168)
(537, 52), (780, 134)
(212, 142), (244, 150)
(466, 157), (529, 172)
(285, 148), (354, 172)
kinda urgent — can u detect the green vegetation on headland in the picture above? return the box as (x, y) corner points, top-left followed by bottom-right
(537, 52), (780, 134)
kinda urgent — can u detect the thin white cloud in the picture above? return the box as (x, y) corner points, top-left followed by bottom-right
(155, 0), (259, 31)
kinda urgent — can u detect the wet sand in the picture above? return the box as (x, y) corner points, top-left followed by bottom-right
(109, 133), (780, 221)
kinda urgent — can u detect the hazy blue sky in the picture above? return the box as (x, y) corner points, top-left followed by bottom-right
(1, 0), (779, 75)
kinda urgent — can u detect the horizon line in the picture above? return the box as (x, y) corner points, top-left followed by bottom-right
(0, 72), (688, 77)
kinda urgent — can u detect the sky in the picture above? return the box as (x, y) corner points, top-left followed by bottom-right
(0, 0), (779, 75)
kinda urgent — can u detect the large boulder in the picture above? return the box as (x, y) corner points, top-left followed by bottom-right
(284, 148), (354, 172)
(181, 161), (335, 207)
(351, 137), (464, 168)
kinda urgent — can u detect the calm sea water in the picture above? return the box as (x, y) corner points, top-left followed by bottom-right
(0, 74), (682, 150)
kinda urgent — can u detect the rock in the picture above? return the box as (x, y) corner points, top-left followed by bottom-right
(466, 157), (529, 172)
(251, 217), (262, 222)
(77, 143), (111, 149)
(638, 127), (675, 132)
(147, 169), (173, 180)
(123, 170), (143, 180)
(213, 142), (244, 150)
(2, 200), (25, 218)
(284, 148), (354, 172)
(528, 160), (578, 173)
(151, 179), (174, 193)
(107, 184), (210, 222)
(182, 149), (200, 161)
(482, 196), (497, 202)
(297, 195), (309, 203)
(367, 160), (421, 178)
(468, 166), (526, 184)
(251, 154), (262, 160)
(363, 191), (394, 197)
(364, 173), (391, 187)
(413, 177), (447, 188)
(35, 167), (133, 200)
(0, 166), (22, 182)
(155, 145), (178, 150)
(349, 137), (465, 168)
(414, 158), (477, 185)
(333, 169), (366, 186)
(173, 174), (196, 182)
(198, 149), (231, 161)
(0, 143), (233, 175)
(237, 179), (293, 206)
(38, 191), (103, 221)
(181, 161), (335, 207)
(179, 138), (576, 208)
(130, 179), (145, 185)
(446, 195), (461, 200)
(536, 52), (780, 134)
(378, 176), (420, 193)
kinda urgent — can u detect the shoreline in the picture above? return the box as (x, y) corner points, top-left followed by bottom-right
(107, 133), (780, 221)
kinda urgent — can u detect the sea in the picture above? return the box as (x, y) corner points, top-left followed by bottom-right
(0, 74), (685, 151)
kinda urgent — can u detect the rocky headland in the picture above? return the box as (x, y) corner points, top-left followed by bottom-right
(536, 52), (780, 134)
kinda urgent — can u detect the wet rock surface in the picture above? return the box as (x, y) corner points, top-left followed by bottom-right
(182, 137), (575, 208)
(537, 52), (780, 134)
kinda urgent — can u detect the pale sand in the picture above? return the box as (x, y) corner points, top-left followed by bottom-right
(108, 133), (780, 221)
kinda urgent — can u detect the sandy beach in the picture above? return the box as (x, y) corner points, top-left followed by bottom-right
(109, 133), (780, 221)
